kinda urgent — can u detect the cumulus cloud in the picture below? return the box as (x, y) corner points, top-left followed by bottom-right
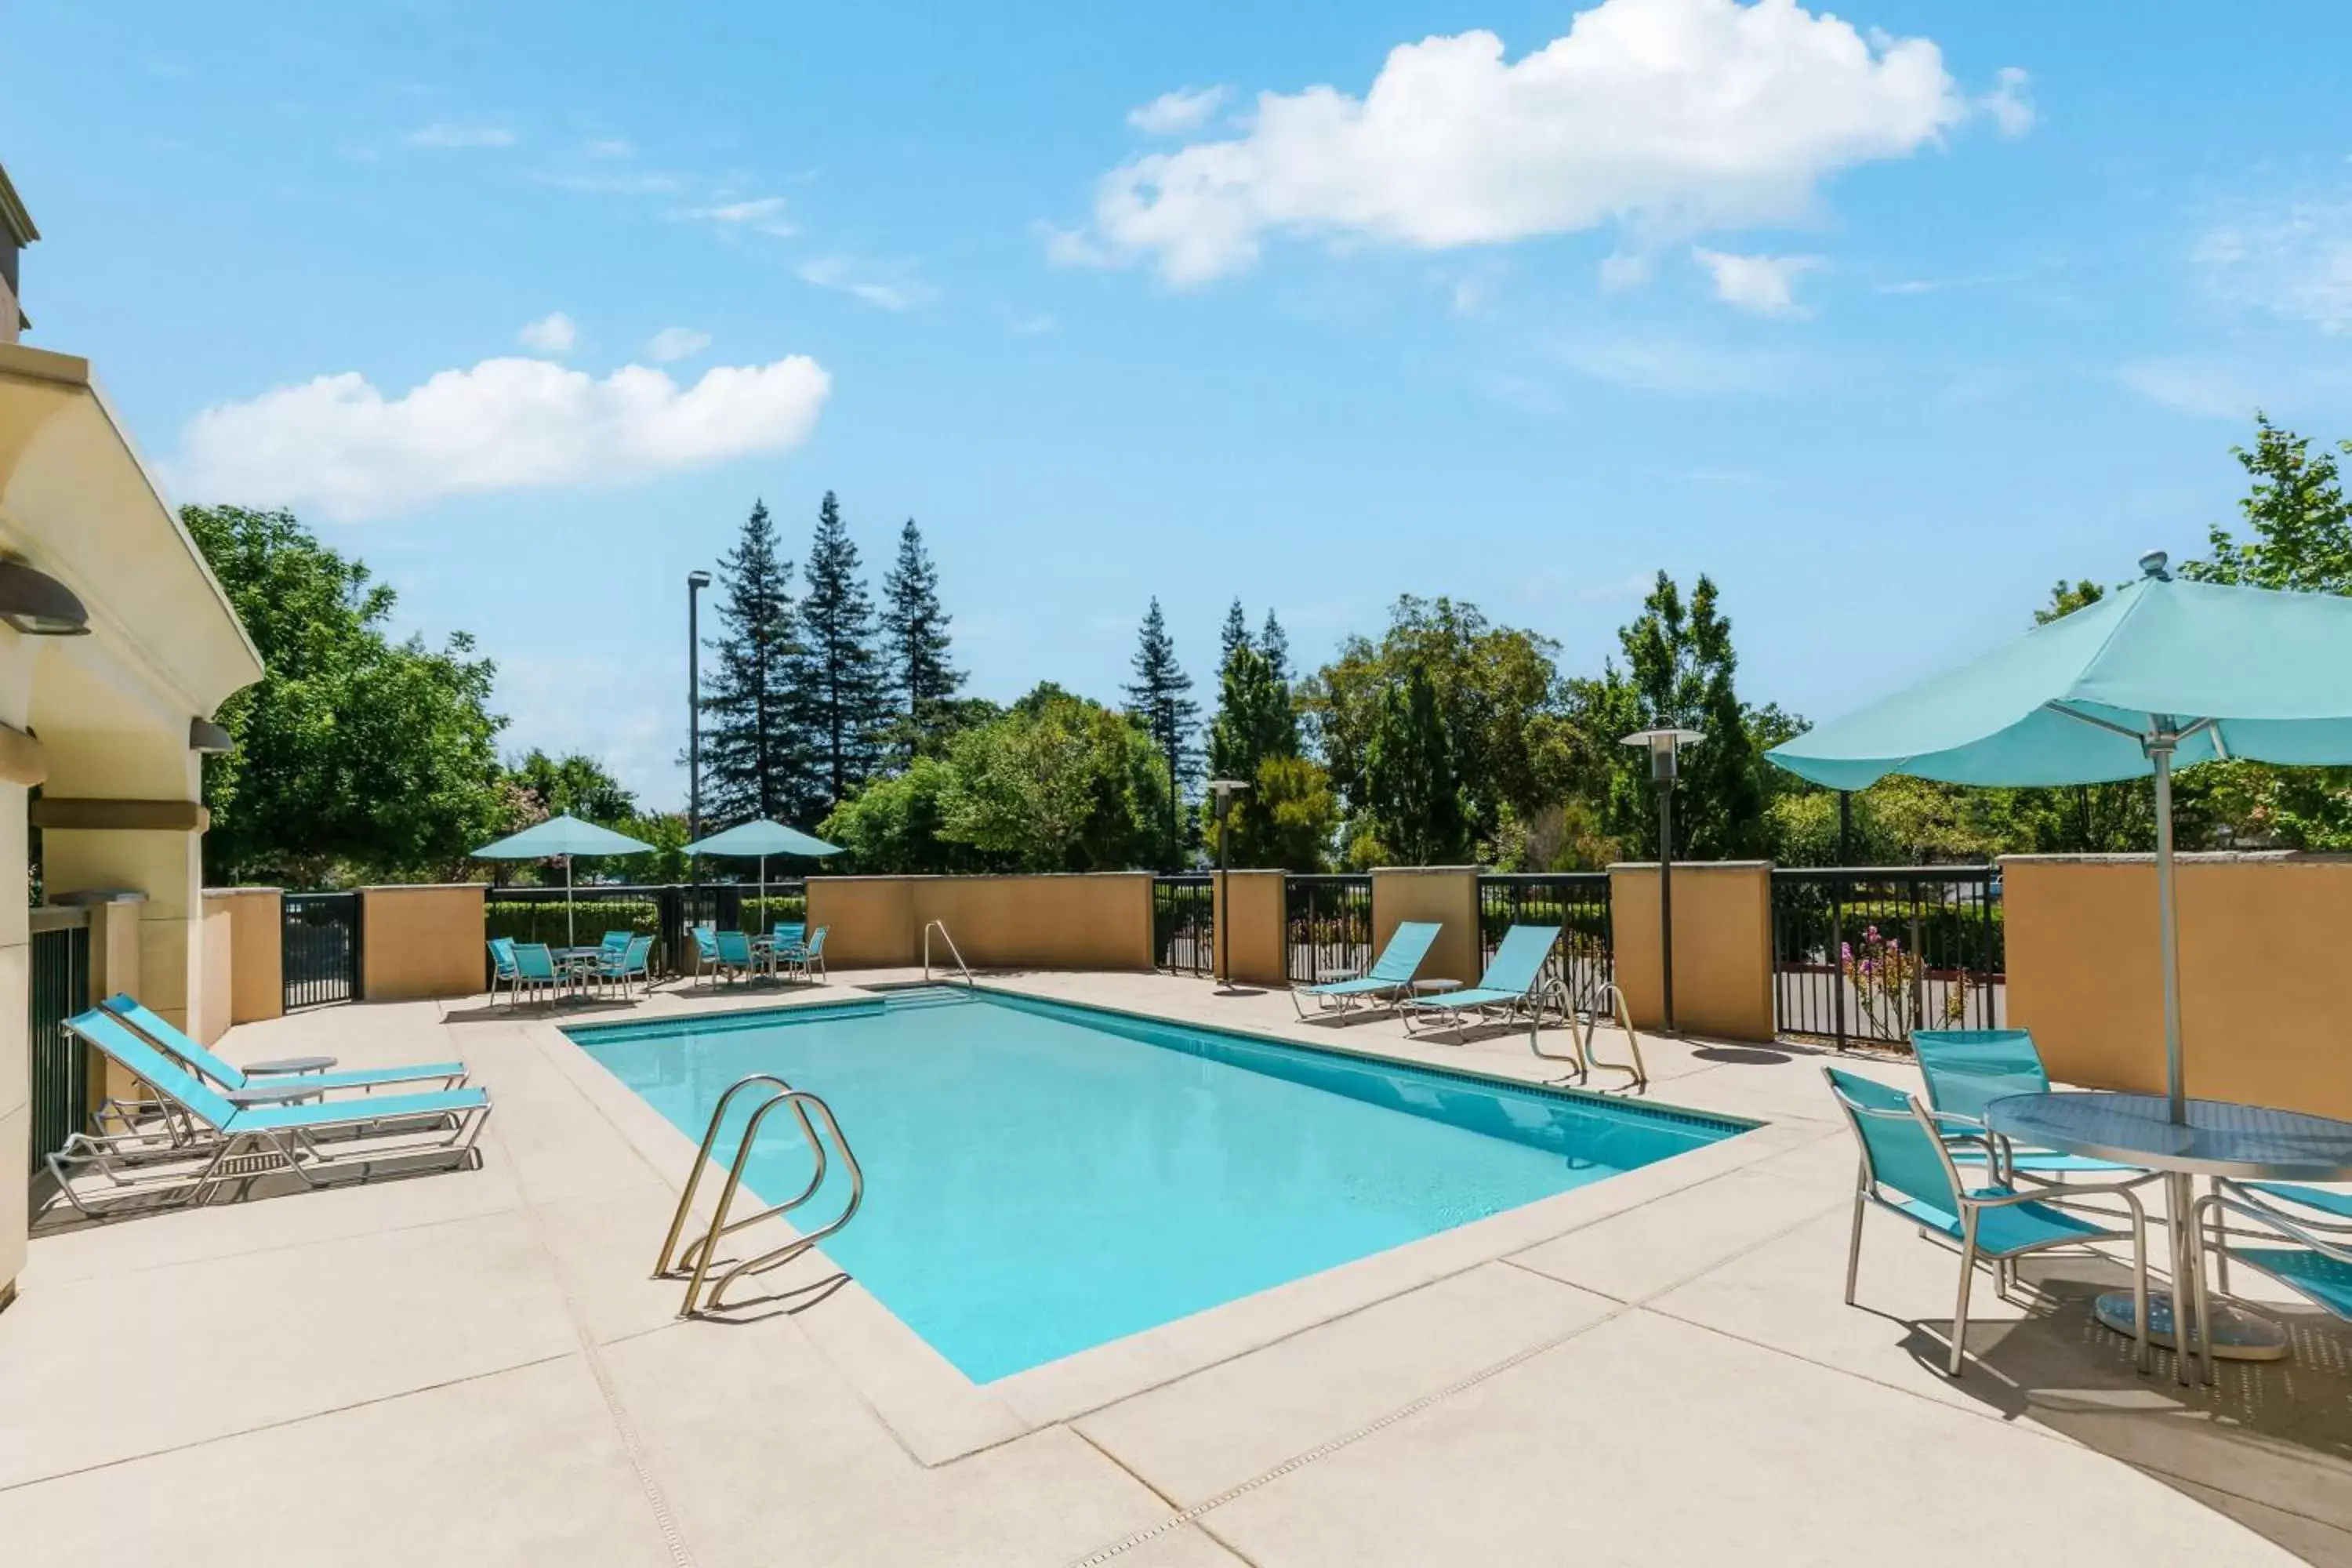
(170, 354), (831, 521)
(1979, 66), (2034, 138)
(2195, 199), (2352, 333)
(644, 326), (713, 362)
(406, 122), (517, 150)
(1128, 86), (1228, 135)
(1059, 0), (1991, 285)
(517, 312), (579, 354)
(1692, 249), (1821, 316)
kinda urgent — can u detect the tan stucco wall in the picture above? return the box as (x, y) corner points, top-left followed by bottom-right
(2003, 853), (2352, 1119)
(361, 884), (488, 1002)
(206, 887), (283, 1023)
(806, 874), (1155, 972)
(194, 902), (234, 1046)
(1370, 868), (1483, 989)
(1212, 869), (1288, 986)
(74, 895), (144, 1112)
(1610, 862), (1776, 1042)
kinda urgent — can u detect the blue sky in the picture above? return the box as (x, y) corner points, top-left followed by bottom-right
(6, 1), (2348, 807)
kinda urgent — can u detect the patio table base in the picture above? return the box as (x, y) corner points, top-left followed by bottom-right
(2094, 1290), (2289, 1362)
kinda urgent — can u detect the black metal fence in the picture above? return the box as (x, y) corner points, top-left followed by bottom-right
(1770, 866), (2003, 1048)
(282, 892), (361, 1011)
(1285, 874), (1372, 984)
(1479, 873), (1613, 1004)
(28, 909), (89, 1172)
(484, 880), (810, 979)
(1152, 875), (1214, 975)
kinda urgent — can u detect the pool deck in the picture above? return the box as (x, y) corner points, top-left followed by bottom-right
(3, 969), (2349, 1566)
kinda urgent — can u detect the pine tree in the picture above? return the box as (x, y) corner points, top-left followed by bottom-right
(1365, 662), (1468, 864)
(880, 517), (964, 763)
(793, 492), (888, 812)
(1261, 608), (1290, 687)
(700, 500), (811, 825)
(1123, 597), (1199, 869)
(1219, 598), (1251, 669)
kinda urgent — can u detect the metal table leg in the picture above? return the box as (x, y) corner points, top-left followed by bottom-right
(2094, 1171), (2288, 1376)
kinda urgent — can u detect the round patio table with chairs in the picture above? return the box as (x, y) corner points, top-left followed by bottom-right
(1985, 1090), (2352, 1380)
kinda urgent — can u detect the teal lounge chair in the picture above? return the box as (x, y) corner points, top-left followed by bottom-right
(778, 925), (828, 983)
(1290, 920), (1440, 1018)
(1400, 924), (1559, 1034)
(1911, 1029), (2157, 1186)
(51, 1008), (491, 1217)
(1824, 1065), (2151, 1377)
(100, 994), (466, 1098)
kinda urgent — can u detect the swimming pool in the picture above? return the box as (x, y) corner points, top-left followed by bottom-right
(571, 989), (1749, 1382)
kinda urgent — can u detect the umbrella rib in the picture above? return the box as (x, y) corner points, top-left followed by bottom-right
(2043, 700), (2160, 745)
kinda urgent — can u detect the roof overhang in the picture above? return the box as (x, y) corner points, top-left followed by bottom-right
(0, 343), (265, 722)
(0, 162), (35, 249)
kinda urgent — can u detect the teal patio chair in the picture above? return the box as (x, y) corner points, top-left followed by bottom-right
(1911, 1029), (2156, 1186)
(2190, 1180), (2352, 1366)
(771, 921), (807, 956)
(512, 942), (566, 1007)
(691, 925), (721, 982)
(1824, 1065), (2151, 1377)
(487, 937), (522, 1007)
(594, 934), (656, 1000)
(1290, 920), (1440, 1019)
(713, 929), (760, 985)
(100, 994), (466, 1098)
(779, 925), (828, 983)
(1400, 924), (1559, 1034)
(49, 1008), (492, 1218)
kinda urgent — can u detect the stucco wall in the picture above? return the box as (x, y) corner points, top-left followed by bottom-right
(806, 874), (1155, 972)
(1609, 862), (1776, 1042)
(2003, 853), (2352, 1118)
(361, 884), (488, 1001)
(1212, 870), (1289, 986)
(206, 887), (283, 1024)
(195, 902), (234, 1045)
(1370, 869), (1483, 989)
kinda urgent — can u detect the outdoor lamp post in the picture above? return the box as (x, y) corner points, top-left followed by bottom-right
(1621, 728), (1704, 1035)
(1208, 779), (1249, 993)
(687, 569), (712, 868)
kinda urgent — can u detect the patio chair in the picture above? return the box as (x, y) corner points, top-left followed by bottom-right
(488, 937), (522, 1007)
(1822, 1065), (2151, 1377)
(713, 929), (760, 985)
(512, 942), (566, 1007)
(1290, 920), (1440, 1019)
(778, 925), (828, 983)
(49, 1008), (492, 1218)
(100, 993), (467, 1098)
(593, 934), (656, 1000)
(771, 921), (807, 955)
(2190, 1179), (2352, 1331)
(691, 925), (721, 982)
(1399, 924), (1559, 1034)
(1911, 1029), (2157, 1186)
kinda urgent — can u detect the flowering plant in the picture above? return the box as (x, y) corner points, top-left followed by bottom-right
(1840, 924), (1966, 1039)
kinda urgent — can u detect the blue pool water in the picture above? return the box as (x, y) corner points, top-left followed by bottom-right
(571, 989), (1748, 1381)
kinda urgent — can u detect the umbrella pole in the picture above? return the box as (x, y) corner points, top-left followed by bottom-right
(2151, 735), (2186, 1124)
(567, 855), (576, 949)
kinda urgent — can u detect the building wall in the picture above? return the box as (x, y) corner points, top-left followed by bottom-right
(1211, 869), (1288, 986)
(195, 901), (234, 1046)
(2003, 853), (2352, 1119)
(206, 887), (283, 1023)
(0, 654), (39, 1308)
(1608, 862), (1777, 1042)
(1370, 869), (1483, 991)
(361, 885), (488, 1001)
(806, 873), (1156, 972)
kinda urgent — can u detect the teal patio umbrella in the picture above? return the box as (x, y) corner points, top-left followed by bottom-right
(681, 818), (843, 927)
(1769, 551), (2352, 1124)
(474, 813), (656, 947)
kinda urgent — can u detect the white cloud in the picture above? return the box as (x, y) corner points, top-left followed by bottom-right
(583, 137), (634, 158)
(1692, 249), (1822, 316)
(644, 326), (713, 362)
(406, 122), (517, 150)
(169, 354), (832, 522)
(679, 196), (796, 235)
(1060, 0), (1990, 285)
(2117, 359), (2267, 422)
(1555, 336), (1793, 395)
(1979, 67), (2034, 138)
(2195, 199), (2352, 332)
(517, 312), (579, 354)
(1127, 86), (1229, 136)
(795, 256), (935, 310)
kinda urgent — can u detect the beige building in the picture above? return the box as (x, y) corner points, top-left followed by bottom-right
(0, 161), (263, 1308)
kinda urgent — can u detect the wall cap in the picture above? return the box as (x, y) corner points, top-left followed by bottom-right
(808, 871), (1153, 883)
(49, 887), (148, 905)
(1999, 851), (2349, 866)
(202, 886), (285, 895)
(1608, 860), (1773, 872)
(359, 883), (490, 893)
(1370, 865), (1486, 875)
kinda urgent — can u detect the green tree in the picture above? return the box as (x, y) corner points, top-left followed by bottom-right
(879, 517), (964, 763)
(818, 756), (993, 873)
(938, 685), (1168, 871)
(1261, 608), (1290, 686)
(1218, 598), (1251, 670)
(507, 749), (635, 822)
(793, 492), (887, 813)
(2182, 413), (2352, 593)
(1123, 598), (1199, 868)
(1363, 662), (1468, 864)
(1203, 606), (1319, 866)
(701, 500), (811, 825)
(186, 505), (509, 885)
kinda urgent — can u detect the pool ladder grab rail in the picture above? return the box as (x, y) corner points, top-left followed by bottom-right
(652, 1074), (866, 1317)
(923, 920), (975, 986)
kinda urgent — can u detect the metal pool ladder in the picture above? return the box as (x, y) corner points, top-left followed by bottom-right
(923, 920), (974, 985)
(653, 1074), (865, 1317)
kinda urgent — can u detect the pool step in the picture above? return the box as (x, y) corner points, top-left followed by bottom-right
(880, 986), (980, 1013)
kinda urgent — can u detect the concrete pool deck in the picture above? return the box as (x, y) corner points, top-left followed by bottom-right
(2, 970), (2347, 1566)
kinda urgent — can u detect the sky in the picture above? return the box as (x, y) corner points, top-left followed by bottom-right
(5, 0), (2349, 809)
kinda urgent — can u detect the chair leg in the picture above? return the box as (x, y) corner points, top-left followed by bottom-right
(1844, 1188), (1866, 1306)
(1948, 1229), (1979, 1378)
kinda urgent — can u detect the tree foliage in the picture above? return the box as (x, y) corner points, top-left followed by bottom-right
(699, 499), (811, 826)
(880, 517), (964, 762)
(1123, 598), (1199, 868)
(1201, 604), (1331, 867)
(794, 491), (887, 812)
(937, 685), (1169, 871)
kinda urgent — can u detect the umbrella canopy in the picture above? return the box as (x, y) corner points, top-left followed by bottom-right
(681, 818), (841, 935)
(1768, 552), (2352, 1123)
(472, 813), (655, 947)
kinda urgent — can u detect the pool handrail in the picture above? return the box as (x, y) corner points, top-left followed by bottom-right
(924, 920), (974, 986)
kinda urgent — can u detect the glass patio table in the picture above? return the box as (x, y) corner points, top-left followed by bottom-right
(1986, 1091), (2352, 1380)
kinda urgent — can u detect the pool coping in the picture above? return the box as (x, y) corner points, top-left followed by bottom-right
(530, 977), (1833, 1466)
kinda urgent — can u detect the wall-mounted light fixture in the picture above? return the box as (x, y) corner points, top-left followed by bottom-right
(0, 559), (89, 636)
(189, 717), (234, 753)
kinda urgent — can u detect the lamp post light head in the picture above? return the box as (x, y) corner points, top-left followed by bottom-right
(1621, 726), (1704, 782)
(1207, 779), (1250, 818)
(687, 569), (712, 592)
